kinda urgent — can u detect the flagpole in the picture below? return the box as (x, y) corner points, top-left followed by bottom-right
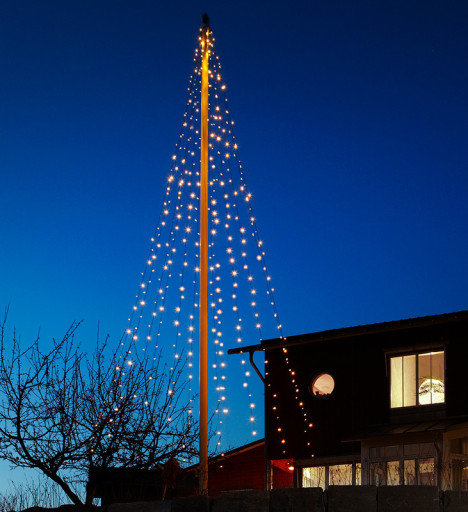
(199, 13), (210, 496)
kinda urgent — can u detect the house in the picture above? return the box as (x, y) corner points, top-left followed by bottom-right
(229, 310), (468, 491)
(203, 438), (293, 495)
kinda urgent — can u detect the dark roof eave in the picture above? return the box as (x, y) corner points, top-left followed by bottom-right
(342, 418), (468, 442)
(228, 310), (468, 356)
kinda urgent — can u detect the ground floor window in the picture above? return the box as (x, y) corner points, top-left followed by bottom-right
(302, 463), (361, 489)
(369, 458), (435, 486)
(452, 460), (468, 491)
(367, 442), (436, 486)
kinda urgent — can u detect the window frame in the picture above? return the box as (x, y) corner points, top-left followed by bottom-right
(308, 372), (335, 399)
(387, 347), (446, 409)
(369, 458), (436, 486)
(301, 462), (361, 489)
(367, 442), (437, 486)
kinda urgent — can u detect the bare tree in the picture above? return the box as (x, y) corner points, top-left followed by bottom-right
(0, 309), (198, 505)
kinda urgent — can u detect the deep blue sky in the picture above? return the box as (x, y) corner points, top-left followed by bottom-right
(0, 0), (467, 492)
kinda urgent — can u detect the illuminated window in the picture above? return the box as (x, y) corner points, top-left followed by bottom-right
(452, 460), (468, 491)
(387, 460), (400, 485)
(369, 462), (385, 486)
(419, 458), (436, 486)
(309, 373), (335, 398)
(329, 464), (353, 485)
(355, 463), (361, 485)
(404, 459), (416, 485)
(370, 458), (435, 486)
(302, 463), (360, 489)
(390, 351), (444, 408)
(303, 466), (326, 489)
(369, 444), (436, 487)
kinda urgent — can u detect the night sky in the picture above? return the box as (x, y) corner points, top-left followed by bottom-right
(0, 0), (467, 492)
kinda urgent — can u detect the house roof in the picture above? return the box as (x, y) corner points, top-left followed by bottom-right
(228, 310), (468, 356)
(187, 438), (265, 470)
(209, 438), (264, 462)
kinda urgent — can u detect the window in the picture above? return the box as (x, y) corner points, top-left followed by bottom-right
(404, 459), (416, 485)
(387, 460), (400, 485)
(302, 463), (360, 489)
(390, 350), (444, 408)
(329, 464), (353, 485)
(452, 460), (468, 491)
(369, 462), (385, 486)
(309, 373), (335, 398)
(369, 443), (436, 486)
(419, 458), (436, 485)
(369, 458), (435, 486)
(450, 437), (468, 491)
(303, 466), (326, 489)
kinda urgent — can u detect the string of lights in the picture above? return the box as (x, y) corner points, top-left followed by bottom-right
(118, 25), (311, 458)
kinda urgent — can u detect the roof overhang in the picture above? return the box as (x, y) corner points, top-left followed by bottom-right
(228, 310), (468, 356)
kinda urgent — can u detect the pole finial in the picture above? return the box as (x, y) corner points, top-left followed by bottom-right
(202, 13), (210, 28)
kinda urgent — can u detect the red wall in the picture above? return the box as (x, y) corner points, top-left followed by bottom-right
(208, 444), (294, 496)
(208, 444), (264, 496)
(272, 459), (295, 488)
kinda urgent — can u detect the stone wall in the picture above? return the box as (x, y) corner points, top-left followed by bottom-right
(106, 487), (468, 512)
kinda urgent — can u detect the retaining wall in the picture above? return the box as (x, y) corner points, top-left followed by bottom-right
(107, 487), (468, 512)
